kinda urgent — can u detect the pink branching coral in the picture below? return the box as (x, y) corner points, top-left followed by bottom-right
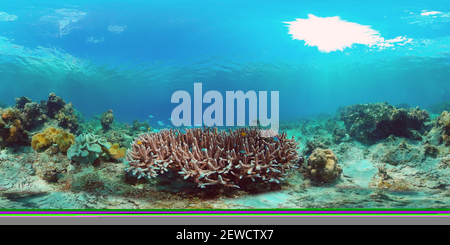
(125, 127), (300, 188)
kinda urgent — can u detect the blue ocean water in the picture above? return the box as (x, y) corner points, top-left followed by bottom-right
(0, 0), (449, 127)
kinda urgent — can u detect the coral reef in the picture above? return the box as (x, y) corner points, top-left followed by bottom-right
(104, 128), (134, 148)
(101, 109), (114, 131)
(54, 102), (80, 133)
(67, 133), (111, 164)
(332, 127), (346, 143)
(0, 108), (29, 147)
(307, 148), (342, 183)
(31, 127), (75, 153)
(40, 93), (80, 133)
(15, 96), (32, 110)
(132, 119), (150, 133)
(435, 111), (450, 146)
(2, 102), (450, 209)
(124, 127), (300, 189)
(339, 102), (429, 144)
(20, 102), (47, 130)
(108, 143), (127, 159)
(45, 93), (66, 118)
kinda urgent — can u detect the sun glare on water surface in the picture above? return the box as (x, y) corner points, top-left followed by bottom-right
(285, 14), (405, 53)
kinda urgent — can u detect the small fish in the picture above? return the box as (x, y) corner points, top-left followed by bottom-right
(148, 127), (151, 130)
(241, 132), (246, 136)
(168, 118), (173, 121)
(240, 150), (246, 154)
(139, 126), (146, 130)
(201, 148), (207, 151)
(137, 141), (142, 145)
(273, 136), (279, 142)
(149, 115), (154, 118)
(157, 121), (164, 126)
(152, 129), (160, 133)
(180, 129), (187, 134)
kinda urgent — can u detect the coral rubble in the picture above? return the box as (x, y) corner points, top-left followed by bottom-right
(125, 127), (300, 188)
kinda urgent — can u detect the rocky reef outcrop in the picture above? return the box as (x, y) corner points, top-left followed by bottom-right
(101, 109), (114, 131)
(339, 102), (429, 144)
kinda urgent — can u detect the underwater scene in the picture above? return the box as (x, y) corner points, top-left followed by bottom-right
(0, 0), (450, 210)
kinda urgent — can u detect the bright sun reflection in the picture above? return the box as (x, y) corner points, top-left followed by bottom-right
(284, 14), (384, 53)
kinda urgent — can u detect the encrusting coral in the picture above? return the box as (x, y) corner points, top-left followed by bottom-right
(124, 127), (300, 188)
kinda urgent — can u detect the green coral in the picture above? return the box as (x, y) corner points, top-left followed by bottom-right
(67, 133), (111, 164)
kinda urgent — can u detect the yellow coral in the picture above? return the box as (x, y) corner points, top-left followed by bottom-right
(2, 112), (11, 120)
(54, 132), (75, 153)
(108, 143), (127, 159)
(7, 126), (18, 142)
(30, 127), (75, 152)
(6, 119), (24, 142)
(43, 127), (63, 141)
(31, 133), (52, 150)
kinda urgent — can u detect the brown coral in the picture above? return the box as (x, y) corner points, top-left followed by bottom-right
(307, 148), (342, 183)
(2, 108), (21, 122)
(6, 119), (24, 143)
(46, 92), (65, 118)
(0, 108), (28, 146)
(125, 127), (300, 188)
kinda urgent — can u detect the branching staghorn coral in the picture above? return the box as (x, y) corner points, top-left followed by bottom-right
(125, 127), (300, 188)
